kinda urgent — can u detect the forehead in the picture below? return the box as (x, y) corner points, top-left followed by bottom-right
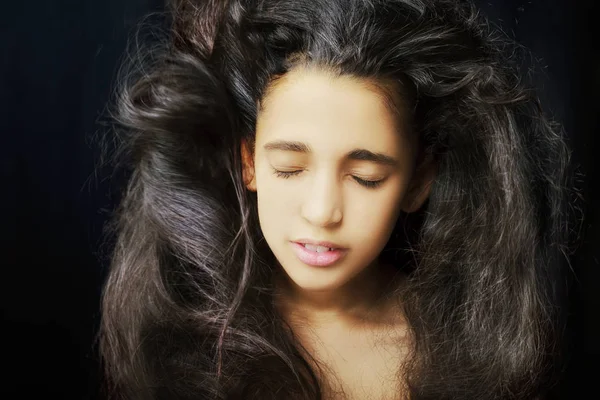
(255, 68), (411, 153)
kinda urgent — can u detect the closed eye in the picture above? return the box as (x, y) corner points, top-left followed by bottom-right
(272, 169), (302, 179)
(271, 168), (385, 189)
(353, 176), (385, 188)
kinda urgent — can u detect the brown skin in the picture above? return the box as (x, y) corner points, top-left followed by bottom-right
(242, 67), (436, 398)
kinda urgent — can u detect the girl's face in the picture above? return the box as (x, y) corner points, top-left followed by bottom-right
(243, 67), (433, 295)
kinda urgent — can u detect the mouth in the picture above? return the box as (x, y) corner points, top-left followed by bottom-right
(290, 240), (347, 267)
(292, 239), (345, 251)
(297, 243), (337, 253)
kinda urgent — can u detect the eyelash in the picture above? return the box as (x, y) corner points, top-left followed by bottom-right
(272, 169), (385, 189)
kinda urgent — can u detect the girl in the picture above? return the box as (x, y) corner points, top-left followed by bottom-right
(99, 0), (579, 398)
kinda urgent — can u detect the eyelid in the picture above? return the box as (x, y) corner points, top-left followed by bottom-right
(351, 173), (386, 181)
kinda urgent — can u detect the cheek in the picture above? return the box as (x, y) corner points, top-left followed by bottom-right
(255, 167), (298, 232)
(348, 185), (405, 243)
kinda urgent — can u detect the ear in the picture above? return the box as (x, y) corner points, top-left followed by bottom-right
(401, 152), (437, 213)
(241, 139), (257, 192)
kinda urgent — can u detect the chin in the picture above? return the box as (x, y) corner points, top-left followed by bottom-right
(282, 265), (348, 292)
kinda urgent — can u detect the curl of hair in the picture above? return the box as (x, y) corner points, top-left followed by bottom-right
(98, 0), (582, 399)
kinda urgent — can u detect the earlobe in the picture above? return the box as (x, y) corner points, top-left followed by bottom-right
(401, 154), (437, 213)
(241, 139), (257, 192)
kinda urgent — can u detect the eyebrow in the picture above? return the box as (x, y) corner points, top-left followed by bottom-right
(263, 140), (399, 166)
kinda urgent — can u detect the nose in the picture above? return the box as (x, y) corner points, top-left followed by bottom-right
(300, 171), (343, 227)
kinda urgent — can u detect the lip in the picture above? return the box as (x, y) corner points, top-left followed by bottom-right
(290, 241), (348, 267)
(292, 238), (346, 250)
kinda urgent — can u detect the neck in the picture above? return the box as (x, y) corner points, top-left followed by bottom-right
(274, 260), (403, 327)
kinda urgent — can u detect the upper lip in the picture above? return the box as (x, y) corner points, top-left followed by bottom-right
(293, 238), (346, 249)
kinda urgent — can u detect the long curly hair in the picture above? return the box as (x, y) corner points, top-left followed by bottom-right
(98, 0), (580, 398)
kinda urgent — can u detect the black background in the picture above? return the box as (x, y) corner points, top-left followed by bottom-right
(1, 1), (597, 398)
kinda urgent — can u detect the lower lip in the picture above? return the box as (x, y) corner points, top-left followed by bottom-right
(290, 242), (347, 267)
